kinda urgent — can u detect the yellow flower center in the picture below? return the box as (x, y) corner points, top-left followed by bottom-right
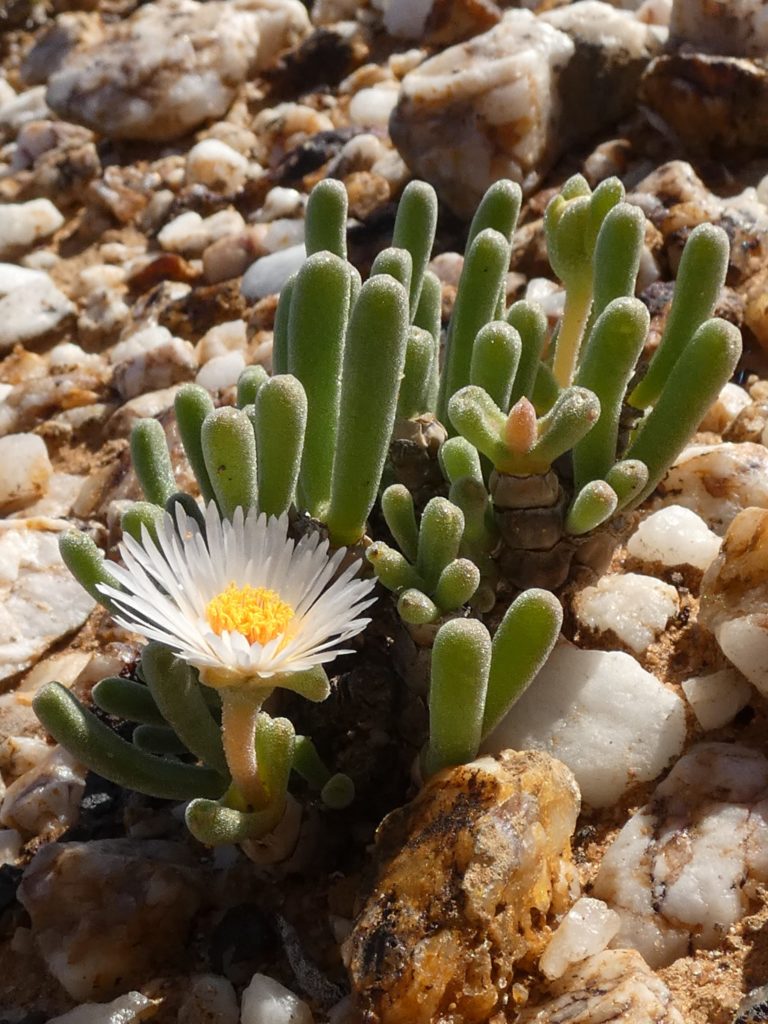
(205, 583), (294, 646)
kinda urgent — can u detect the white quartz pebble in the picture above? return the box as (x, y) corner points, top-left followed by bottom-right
(195, 351), (246, 391)
(257, 186), (305, 221)
(157, 211), (205, 253)
(241, 974), (314, 1024)
(714, 617), (768, 697)
(0, 199), (64, 257)
(699, 381), (751, 434)
(539, 898), (621, 980)
(482, 645), (686, 807)
(0, 263), (48, 297)
(178, 974), (238, 1024)
(241, 244), (306, 301)
(159, 208), (245, 257)
(573, 573), (679, 653)
(682, 668), (753, 730)
(196, 319), (247, 362)
(658, 443), (768, 534)
(627, 505), (721, 571)
(0, 520), (96, 681)
(0, 278), (74, 351)
(593, 743), (768, 968)
(0, 434), (52, 511)
(186, 138), (249, 191)
(45, 992), (158, 1024)
(348, 85), (400, 129)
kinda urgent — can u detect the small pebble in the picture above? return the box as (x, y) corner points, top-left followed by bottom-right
(0, 199), (64, 257)
(195, 351), (246, 391)
(195, 319), (247, 362)
(573, 573), (679, 654)
(626, 505), (721, 571)
(241, 244), (306, 302)
(241, 974), (314, 1024)
(45, 992), (159, 1024)
(186, 138), (249, 192)
(0, 434), (52, 511)
(0, 278), (74, 351)
(178, 974), (239, 1024)
(682, 669), (753, 730)
(539, 897), (621, 980)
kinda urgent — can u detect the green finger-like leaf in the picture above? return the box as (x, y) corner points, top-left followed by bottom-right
(470, 321), (521, 412)
(448, 385), (508, 469)
(320, 773), (355, 809)
(397, 588), (439, 625)
(565, 480), (618, 536)
(425, 618), (491, 777)
(141, 643), (228, 777)
(438, 229), (510, 426)
(416, 497), (465, 592)
(392, 180), (438, 317)
(253, 374), (307, 517)
(272, 274), (296, 377)
(288, 253), (350, 518)
(589, 202), (645, 327)
(130, 418), (176, 506)
(381, 485), (419, 563)
(413, 271), (442, 410)
(482, 589), (562, 738)
(529, 386), (601, 472)
(467, 178), (522, 250)
(237, 365), (269, 409)
(605, 458), (648, 511)
(627, 317), (742, 503)
(92, 676), (165, 727)
(371, 247), (412, 296)
(174, 384), (216, 504)
(439, 436), (483, 485)
(433, 558), (480, 612)
(201, 406), (258, 518)
(133, 723), (188, 755)
(327, 276), (409, 546)
(185, 797), (284, 845)
(573, 297), (649, 489)
(630, 223), (730, 408)
(121, 501), (164, 545)
(305, 178), (348, 259)
(59, 531), (121, 611)
(33, 683), (226, 801)
(367, 541), (422, 593)
(397, 326), (438, 420)
(292, 734), (331, 789)
(507, 300), (548, 406)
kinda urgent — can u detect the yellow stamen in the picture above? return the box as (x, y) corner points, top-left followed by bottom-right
(206, 583), (294, 646)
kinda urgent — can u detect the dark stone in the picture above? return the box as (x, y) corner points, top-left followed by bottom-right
(0, 865), (23, 914)
(734, 985), (768, 1023)
(209, 903), (276, 982)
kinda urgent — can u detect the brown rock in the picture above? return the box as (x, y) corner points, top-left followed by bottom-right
(18, 838), (204, 1001)
(640, 54), (768, 158)
(343, 750), (580, 1024)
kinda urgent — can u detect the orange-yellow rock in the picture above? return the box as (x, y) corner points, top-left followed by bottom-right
(343, 750), (580, 1024)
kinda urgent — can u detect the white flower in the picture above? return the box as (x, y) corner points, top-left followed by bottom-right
(99, 502), (376, 689)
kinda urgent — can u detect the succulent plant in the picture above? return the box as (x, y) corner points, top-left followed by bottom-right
(34, 170), (744, 848)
